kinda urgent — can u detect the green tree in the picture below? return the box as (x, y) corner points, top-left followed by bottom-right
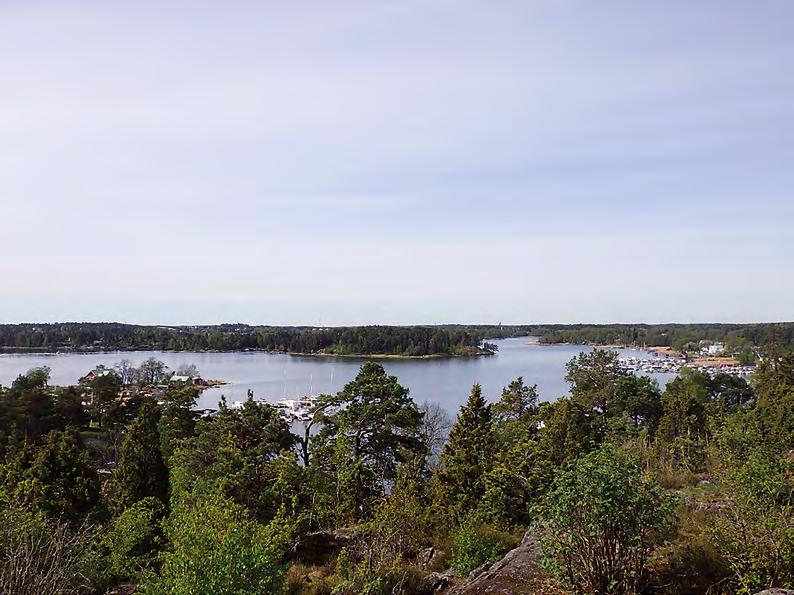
(537, 397), (595, 466)
(1, 428), (100, 521)
(144, 490), (287, 595)
(479, 438), (554, 529)
(536, 445), (676, 595)
(657, 368), (710, 470)
(449, 511), (515, 576)
(312, 363), (425, 523)
(52, 387), (89, 429)
(605, 374), (663, 440)
(5, 367), (58, 444)
(565, 349), (626, 418)
(709, 373), (754, 413)
(493, 376), (538, 423)
(748, 349), (794, 454)
(102, 496), (165, 584)
(435, 384), (495, 519)
(332, 466), (432, 593)
(172, 397), (298, 524)
(114, 400), (168, 510)
(158, 386), (200, 461)
(87, 371), (122, 427)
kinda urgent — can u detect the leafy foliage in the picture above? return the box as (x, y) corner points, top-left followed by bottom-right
(450, 512), (516, 576)
(711, 450), (794, 592)
(172, 397), (299, 524)
(536, 445), (677, 595)
(103, 496), (165, 584)
(0, 428), (100, 520)
(0, 345), (792, 595)
(145, 490), (288, 595)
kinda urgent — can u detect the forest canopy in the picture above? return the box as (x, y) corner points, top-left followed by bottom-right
(1, 321), (792, 356)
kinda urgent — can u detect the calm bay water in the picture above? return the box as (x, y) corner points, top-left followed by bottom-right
(0, 338), (674, 413)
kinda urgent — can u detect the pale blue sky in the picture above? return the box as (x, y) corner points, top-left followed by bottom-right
(1, 1), (792, 325)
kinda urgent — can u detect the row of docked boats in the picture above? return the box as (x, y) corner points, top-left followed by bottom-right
(618, 356), (685, 375)
(618, 356), (755, 378)
(230, 394), (321, 422)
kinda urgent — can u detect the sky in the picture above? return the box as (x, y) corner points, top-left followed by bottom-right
(1, 1), (792, 326)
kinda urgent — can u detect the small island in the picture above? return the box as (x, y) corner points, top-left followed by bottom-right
(0, 323), (508, 357)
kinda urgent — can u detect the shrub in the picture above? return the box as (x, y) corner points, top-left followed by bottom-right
(648, 507), (731, 594)
(711, 450), (794, 592)
(450, 512), (516, 576)
(285, 562), (334, 595)
(536, 445), (677, 595)
(143, 491), (288, 595)
(102, 496), (165, 583)
(331, 545), (395, 595)
(0, 505), (101, 595)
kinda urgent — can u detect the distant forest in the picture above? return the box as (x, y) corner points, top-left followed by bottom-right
(531, 322), (794, 351)
(0, 323), (528, 356)
(0, 322), (791, 355)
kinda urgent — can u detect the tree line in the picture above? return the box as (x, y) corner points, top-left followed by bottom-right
(0, 323), (513, 356)
(0, 345), (791, 594)
(3, 321), (792, 357)
(532, 322), (794, 352)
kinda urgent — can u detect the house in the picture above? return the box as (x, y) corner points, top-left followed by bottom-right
(707, 342), (725, 356)
(78, 365), (116, 384)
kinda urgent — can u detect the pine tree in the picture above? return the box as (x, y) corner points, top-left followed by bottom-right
(436, 384), (495, 518)
(312, 362), (425, 523)
(114, 399), (168, 510)
(2, 428), (100, 520)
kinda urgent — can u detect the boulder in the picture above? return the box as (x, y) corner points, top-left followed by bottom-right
(418, 546), (447, 569)
(422, 568), (455, 592)
(753, 590), (794, 595)
(446, 531), (552, 594)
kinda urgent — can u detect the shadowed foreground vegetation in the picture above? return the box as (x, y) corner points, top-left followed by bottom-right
(0, 345), (791, 594)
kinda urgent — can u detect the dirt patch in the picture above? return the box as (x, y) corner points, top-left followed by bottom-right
(646, 346), (683, 357)
(689, 356), (738, 367)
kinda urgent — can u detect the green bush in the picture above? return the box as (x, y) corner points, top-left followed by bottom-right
(711, 450), (794, 592)
(450, 513), (515, 576)
(143, 491), (288, 595)
(536, 444), (677, 595)
(102, 496), (165, 583)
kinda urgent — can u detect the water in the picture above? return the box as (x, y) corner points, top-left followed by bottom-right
(0, 338), (675, 414)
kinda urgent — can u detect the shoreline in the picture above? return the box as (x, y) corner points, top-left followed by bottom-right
(0, 347), (494, 360)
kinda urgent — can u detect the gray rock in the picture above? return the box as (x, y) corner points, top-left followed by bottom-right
(422, 569), (455, 592)
(418, 546), (445, 569)
(753, 590), (794, 595)
(467, 561), (493, 581)
(447, 531), (549, 594)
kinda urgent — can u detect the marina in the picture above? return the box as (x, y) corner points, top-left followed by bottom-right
(618, 355), (755, 378)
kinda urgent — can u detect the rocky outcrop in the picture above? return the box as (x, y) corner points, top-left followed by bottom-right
(445, 531), (553, 594)
(421, 568), (456, 592)
(417, 546), (447, 570)
(753, 590), (794, 595)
